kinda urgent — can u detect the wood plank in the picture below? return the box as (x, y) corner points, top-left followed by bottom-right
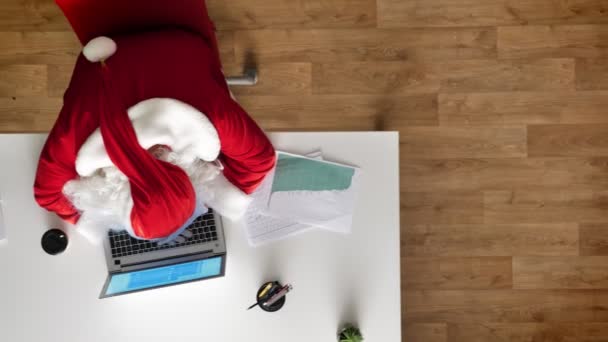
(0, 0), (70, 31)
(377, 0), (608, 28)
(236, 94), (437, 131)
(400, 127), (526, 159)
(576, 59), (608, 90)
(484, 189), (608, 224)
(233, 28), (496, 63)
(312, 59), (574, 95)
(439, 91), (608, 126)
(580, 223), (608, 256)
(0, 31), (79, 64)
(226, 63), (311, 95)
(498, 25), (608, 59)
(378, 94), (439, 128)
(47, 64), (71, 98)
(207, 0), (376, 29)
(401, 191), (483, 225)
(403, 223), (579, 257)
(438, 59), (575, 93)
(513, 256), (608, 289)
(448, 323), (608, 342)
(401, 157), (608, 192)
(0, 64), (46, 97)
(528, 124), (608, 157)
(0, 97), (60, 132)
(216, 31), (235, 65)
(404, 323), (447, 342)
(404, 290), (604, 323)
(403, 257), (512, 289)
(312, 61), (441, 95)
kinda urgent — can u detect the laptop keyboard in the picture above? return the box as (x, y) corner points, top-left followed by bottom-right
(108, 210), (218, 258)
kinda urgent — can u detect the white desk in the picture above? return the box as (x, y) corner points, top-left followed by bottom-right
(0, 132), (400, 342)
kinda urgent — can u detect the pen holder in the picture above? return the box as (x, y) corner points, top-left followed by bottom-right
(257, 281), (286, 312)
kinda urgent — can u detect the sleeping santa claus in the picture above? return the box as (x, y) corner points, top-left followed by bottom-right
(33, 0), (276, 244)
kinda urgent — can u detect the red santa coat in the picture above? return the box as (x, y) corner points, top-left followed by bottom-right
(33, 2), (275, 239)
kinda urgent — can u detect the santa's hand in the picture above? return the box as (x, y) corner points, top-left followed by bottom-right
(155, 233), (183, 245)
(155, 226), (193, 245)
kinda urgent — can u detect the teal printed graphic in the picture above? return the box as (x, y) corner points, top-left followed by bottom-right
(271, 153), (355, 193)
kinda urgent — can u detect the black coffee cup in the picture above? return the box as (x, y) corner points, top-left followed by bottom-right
(41, 229), (68, 255)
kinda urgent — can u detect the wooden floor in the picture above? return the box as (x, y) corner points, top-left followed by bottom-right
(4, 0), (608, 341)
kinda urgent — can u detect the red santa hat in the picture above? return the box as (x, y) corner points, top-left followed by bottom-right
(84, 40), (194, 240)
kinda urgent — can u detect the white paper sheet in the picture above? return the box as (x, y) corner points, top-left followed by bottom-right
(266, 155), (361, 234)
(243, 151), (322, 246)
(267, 174), (361, 233)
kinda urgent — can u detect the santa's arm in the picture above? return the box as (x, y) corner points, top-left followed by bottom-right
(213, 96), (276, 194)
(34, 105), (81, 223)
(200, 94), (274, 220)
(33, 57), (100, 223)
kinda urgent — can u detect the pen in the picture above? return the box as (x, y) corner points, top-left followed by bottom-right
(263, 284), (292, 307)
(247, 283), (278, 310)
(258, 283), (273, 299)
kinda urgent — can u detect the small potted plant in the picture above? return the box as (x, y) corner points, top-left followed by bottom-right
(338, 325), (363, 342)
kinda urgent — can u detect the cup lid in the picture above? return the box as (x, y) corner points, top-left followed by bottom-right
(41, 229), (68, 255)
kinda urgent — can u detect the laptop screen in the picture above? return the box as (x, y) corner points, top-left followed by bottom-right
(103, 256), (223, 297)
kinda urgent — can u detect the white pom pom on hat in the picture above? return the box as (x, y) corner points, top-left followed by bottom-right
(83, 36), (116, 62)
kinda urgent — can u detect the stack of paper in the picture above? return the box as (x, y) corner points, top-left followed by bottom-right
(244, 151), (361, 246)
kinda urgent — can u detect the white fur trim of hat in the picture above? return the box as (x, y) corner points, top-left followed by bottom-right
(83, 36), (117, 62)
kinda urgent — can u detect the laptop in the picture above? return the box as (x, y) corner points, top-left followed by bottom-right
(99, 209), (226, 298)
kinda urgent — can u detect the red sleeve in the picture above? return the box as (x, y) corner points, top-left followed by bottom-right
(33, 58), (100, 223)
(212, 96), (276, 194)
(34, 106), (80, 223)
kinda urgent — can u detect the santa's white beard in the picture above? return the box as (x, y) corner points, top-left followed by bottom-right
(63, 147), (250, 244)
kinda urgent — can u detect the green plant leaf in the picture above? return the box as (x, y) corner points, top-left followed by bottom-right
(339, 326), (363, 342)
